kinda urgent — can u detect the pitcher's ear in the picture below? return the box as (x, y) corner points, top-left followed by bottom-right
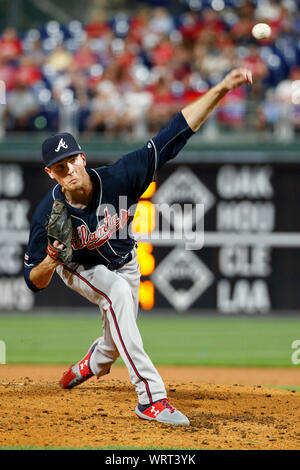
(44, 167), (55, 179)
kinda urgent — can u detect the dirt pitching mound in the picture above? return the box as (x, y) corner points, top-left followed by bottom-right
(0, 365), (299, 450)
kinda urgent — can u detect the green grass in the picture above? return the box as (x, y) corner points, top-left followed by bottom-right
(263, 385), (300, 392)
(0, 313), (299, 367)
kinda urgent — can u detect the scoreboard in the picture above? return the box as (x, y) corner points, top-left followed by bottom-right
(133, 162), (300, 314)
(1, 159), (300, 314)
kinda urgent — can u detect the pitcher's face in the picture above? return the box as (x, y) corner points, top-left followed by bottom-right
(45, 154), (87, 191)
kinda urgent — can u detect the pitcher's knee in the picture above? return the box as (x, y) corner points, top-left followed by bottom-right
(110, 277), (132, 300)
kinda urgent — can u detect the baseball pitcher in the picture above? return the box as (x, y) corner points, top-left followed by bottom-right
(24, 69), (252, 426)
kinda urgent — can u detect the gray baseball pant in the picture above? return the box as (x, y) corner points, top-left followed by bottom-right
(56, 248), (167, 405)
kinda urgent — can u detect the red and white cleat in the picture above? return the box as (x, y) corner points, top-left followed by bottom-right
(60, 339), (99, 389)
(135, 398), (189, 426)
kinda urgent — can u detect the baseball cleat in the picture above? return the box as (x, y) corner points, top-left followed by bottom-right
(135, 398), (190, 426)
(60, 339), (99, 389)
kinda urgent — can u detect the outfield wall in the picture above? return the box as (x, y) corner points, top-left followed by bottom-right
(1, 138), (300, 315)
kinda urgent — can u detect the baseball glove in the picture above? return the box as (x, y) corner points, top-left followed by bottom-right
(46, 199), (73, 264)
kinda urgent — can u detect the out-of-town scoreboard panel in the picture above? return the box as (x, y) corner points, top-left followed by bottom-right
(1, 160), (300, 314)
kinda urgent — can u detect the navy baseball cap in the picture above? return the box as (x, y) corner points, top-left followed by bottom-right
(42, 132), (84, 167)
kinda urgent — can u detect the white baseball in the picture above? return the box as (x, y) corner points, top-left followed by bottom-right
(252, 23), (271, 40)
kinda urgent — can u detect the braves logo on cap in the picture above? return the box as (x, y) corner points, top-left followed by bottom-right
(42, 132), (83, 167)
(55, 138), (68, 152)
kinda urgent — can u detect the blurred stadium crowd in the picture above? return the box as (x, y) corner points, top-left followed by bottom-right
(0, 0), (300, 139)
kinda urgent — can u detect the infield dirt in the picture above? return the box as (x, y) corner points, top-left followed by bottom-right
(0, 365), (299, 450)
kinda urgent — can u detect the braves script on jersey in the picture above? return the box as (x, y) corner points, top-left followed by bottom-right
(24, 112), (194, 291)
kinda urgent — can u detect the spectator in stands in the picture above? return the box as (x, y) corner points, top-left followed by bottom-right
(85, 10), (112, 39)
(179, 10), (205, 43)
(146, 74), (179, 133)
(253, 89), (281, 133)
(45, 44), (73, 72)
(0, 27), (23, 62)
(197, 43), (238, 83)
(72, 40), (99, 72)
(216, 86), (247, 131)
(239, 43), (269, 100)
(129, 6), (152, 44)
(5, 78), (40, 131)
(170, 41), (192, 82)
(26, 38), (45, 68)
(123, 80), (153, 138)
(274, 66), (300, 135)
(112, 36), (138, 70)
(255, 66), (300, 138)
(151, 36), (175, 67)
(255, 0), (283, 24)
(0, 55), (17, 91)
(148, 6), (174, 35)
(16, 56), (43, 88)
(199, 7), (226, 37)
(230, 10), (254, 45)
(86, 80), (131, 136)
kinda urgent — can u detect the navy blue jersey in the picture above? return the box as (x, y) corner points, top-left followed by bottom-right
(24, 112), (194, 292)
